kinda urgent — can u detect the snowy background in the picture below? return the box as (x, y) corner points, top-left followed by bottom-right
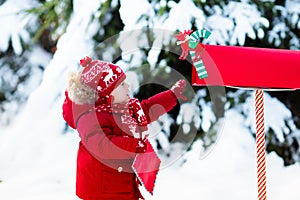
(1, 0), (300, 199)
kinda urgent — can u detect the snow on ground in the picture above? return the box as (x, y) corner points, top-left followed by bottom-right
(1, 108), (300, 200)
(143, 109), (300, 200)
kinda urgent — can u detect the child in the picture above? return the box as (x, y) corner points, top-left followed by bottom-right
(62, 56), (186, 200)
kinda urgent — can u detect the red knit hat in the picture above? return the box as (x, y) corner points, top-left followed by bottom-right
(80, 56), (126, 96)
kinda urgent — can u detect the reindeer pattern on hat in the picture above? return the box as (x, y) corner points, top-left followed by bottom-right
(81, 61), (111, 84)
(102, 67), (122, 89)
(79, 57), (126, 95)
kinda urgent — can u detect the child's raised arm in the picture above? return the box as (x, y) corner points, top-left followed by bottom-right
(141, 79), (187, 123)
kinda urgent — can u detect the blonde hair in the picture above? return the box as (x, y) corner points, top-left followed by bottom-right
(67, 71), (97, 105)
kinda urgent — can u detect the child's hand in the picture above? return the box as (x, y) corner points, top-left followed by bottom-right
(171, 79), (187, 100)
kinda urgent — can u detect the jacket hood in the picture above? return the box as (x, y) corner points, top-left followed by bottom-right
(67, 72), (97, 105)
(62, 90), (93, 129)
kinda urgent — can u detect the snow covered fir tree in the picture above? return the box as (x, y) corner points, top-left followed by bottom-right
(0, 0), (300, 199)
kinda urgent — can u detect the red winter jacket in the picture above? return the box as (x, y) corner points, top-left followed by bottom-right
(62, 90), (178, 200)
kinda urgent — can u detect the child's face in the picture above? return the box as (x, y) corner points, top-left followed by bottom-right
(111, 81), (130, 104)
